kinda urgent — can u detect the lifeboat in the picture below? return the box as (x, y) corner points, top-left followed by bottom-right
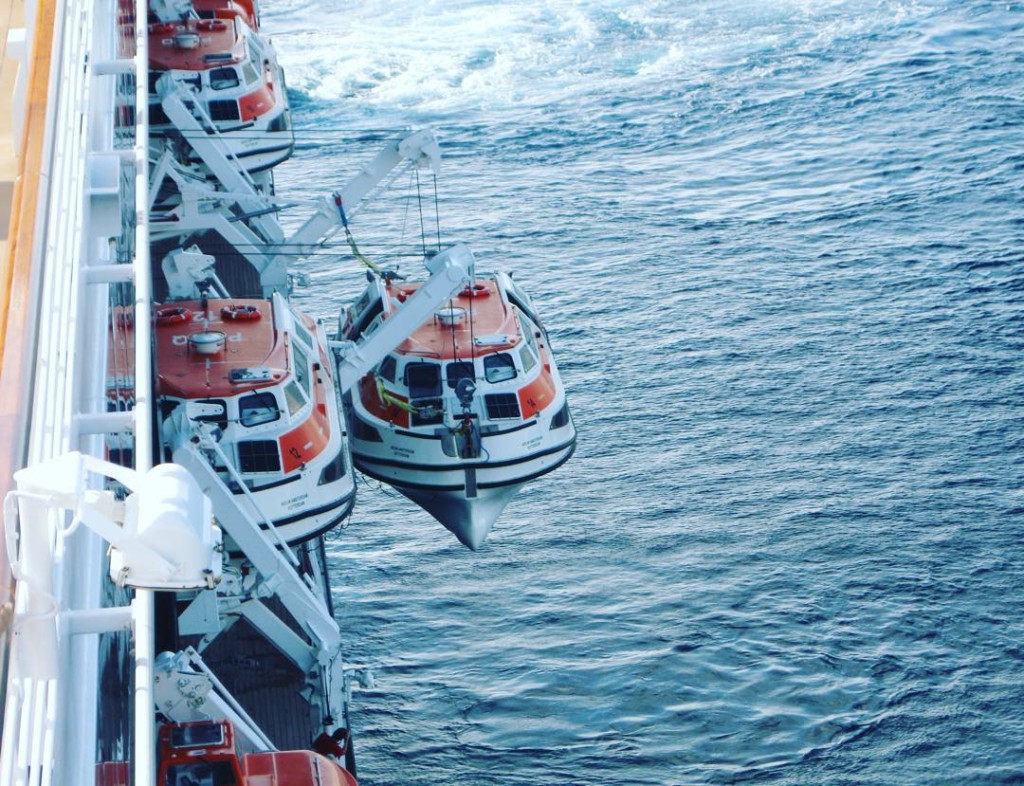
(156, 720), (357, 786)
(147, 6), (293, 172)
(123, 294), (355, 545)
(339, 271), (577, 550)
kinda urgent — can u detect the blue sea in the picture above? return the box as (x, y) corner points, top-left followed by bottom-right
(266, 1), (1024, 784)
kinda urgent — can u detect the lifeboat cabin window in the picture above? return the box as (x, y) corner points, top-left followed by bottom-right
(318, 447), (348, 485)
(520, 344), (537, 375)
(238, 440), (281, 473)
(485, 392), (521, 420)
(238, 392), (279, 427)
(405, 362), (443, 426)
(405, 362), (441, 400)
(208, 99), (241, 122)
(446, 361), (475, 389)
(293, 344), (311, 396)
(284, 380), (307, 416)
(246, 40), (265, 77)
(290, 312), (314, 349)
(242, 61), (260, 85)
(378, 354), (397, 383)
(209, 67), (240, 90)
(484, 353), (517, 383)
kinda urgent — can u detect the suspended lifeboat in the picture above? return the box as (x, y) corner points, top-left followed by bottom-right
(147, 4), (293, 172)
(339, 271), (577, 550)
(156, 720), (357, 786)
(114, 294), (355, 546)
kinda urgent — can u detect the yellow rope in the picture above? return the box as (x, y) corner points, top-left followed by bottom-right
(343, 224), (384, 277)
(376, 377), (417, 413)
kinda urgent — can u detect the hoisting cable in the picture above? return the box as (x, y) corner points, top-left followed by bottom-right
(334, 193), (384, 277)
(415, 168), (429, 260)
(432, 171), (442, 252)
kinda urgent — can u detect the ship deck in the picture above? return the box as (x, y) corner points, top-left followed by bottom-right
(0, 0), (26, 680)
(0, 0), (19, 244)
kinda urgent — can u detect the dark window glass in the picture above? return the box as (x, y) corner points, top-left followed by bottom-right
(378, 355), (397, 383)
(484, 353), (516, 383)
(209, 67), (240, 90)
(268, 111), (290, 133)
(352, 416), (383, 442)
(550, 401), (571, 430)
(405, 362), (441, 400)
(485, 393), (520, 420)
(318, 447), (347, 485)
(238, 440), (280, 473)
(238, 392), (279, 427)
(208, 99), (240, 121)
(446, 361), (474, 389)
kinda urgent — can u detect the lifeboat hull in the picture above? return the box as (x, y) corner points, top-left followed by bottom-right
(348, 403), (576, 549)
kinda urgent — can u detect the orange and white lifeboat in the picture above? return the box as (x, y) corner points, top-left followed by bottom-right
(156, 720), (357, 786)
(140, 294), (354, 545)
(148, 11), (293, 172)
(339, 271), (576, 550)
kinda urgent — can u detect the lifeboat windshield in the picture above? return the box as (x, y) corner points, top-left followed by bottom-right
(483, 353), (517, 383)
(445, 361), (474, 389)
(238, 391), (279, 427)
(519, 343), (537, 374)
(209, 66), (240, 90)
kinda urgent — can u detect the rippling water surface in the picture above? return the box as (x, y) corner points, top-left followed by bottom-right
(266, 1), (1024, 783)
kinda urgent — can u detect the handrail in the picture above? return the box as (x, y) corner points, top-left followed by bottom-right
(132, 0), (156, 780)
(0, 0), (57, 741)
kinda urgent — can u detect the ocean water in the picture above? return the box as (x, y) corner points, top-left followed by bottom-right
(266, 1), (1024, 784)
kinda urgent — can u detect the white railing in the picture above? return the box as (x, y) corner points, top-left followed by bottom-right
(130, 0), (157, 780)
(0, 0), (154, 779)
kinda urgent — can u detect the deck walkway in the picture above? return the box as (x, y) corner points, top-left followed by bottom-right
(1, 0), (24, 250)
(0, 0), (26, 677)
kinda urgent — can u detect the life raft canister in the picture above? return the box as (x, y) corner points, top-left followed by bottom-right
(221, 304), (262, 321)
(155, 306), (192, 325)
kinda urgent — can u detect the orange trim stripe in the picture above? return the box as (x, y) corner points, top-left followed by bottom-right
(0, 0), (58, 685)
